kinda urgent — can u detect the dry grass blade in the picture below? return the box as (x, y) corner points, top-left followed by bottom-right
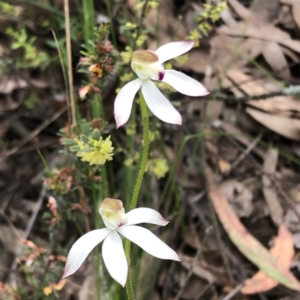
(262, 149), (283, 226)
(241, 224), (294, 294)
(208, 171), (300, 292)
(64, 0), (76, 126)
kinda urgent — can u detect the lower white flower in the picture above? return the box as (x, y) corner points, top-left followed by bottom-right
(114, 40), (209, 128)
(62, 198), (180, 287)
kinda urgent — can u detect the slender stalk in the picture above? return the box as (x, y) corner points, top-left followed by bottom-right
(125, 265), (135, 300)
(133, 0), (150, 50)
(130, 96), (149, 211)
(82, 0), (94, 43)
(105, 0), (117, 47)
(63, 0), (76, 126)
(125, 96), (150, 300)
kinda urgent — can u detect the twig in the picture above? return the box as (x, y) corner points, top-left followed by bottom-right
(225, 131), (264, 176)
(8, 189), (46, 284)
(274, 180), (300, 223)
(221, 283), (243, 300)
(64, 0), (76, 126)
(175, 221), (218, 300)
(9, 139), (59, 155)
(199, 137), (234, 283)
(0, 106), (67, 162)
(194, 284), (210, 300)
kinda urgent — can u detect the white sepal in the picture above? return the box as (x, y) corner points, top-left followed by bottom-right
(102, 231), (128, 287)
(124, 208), (169, 227)
(114, 79), (143, 128)
(118, 226), (180, 261)
(141, 80), (182, 125)
(162, 70), (209, 97)
(63, 229), (110, 278)
(155, 40), (194, 64)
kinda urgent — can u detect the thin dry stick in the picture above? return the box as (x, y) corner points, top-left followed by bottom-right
(52, 29), (71, 125)
(8, 189), (46, 284)
(175, 221), (218, 300)
(64, 0), (76, 126)
(221, 283), (244, 300)
(0, 106), (67, 162)
(274, 180), (300, 223)
(200, 138), (234, 283)
(225, 131), (264, 176)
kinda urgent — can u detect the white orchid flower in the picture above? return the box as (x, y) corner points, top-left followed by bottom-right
(62, 198), (180, 287)
(114, 40), (209, 128)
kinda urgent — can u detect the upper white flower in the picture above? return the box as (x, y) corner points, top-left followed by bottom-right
(114, 40), (209, 128)
(62, 198), (180, 287)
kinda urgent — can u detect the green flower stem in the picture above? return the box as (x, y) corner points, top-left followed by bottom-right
(129, 96), (149, 211)
(125, 95), (150, 300)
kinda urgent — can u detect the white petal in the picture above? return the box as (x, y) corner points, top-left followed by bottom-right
(118, 226), (180, 261)
(63, 229), (110, 278)
(124, 208), (169, 227)
(162, 70), (209, 97)
(102, 231), (128, 287)
(114, 79), (143, 128)
(155, 40), (194, 63)
(141, 80), (182, 125)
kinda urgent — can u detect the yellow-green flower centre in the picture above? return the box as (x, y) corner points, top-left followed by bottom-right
(131, 50), (165, 81)
(99, 198), (127, 230)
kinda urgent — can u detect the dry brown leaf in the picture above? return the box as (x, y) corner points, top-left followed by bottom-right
(218, 159), (231, 174)
(227, 69), (300, 114)
(220, 180), (253, 217)
(221, 121), (265, 158)
(284, 204), (300, 233)
(181, 260), (217, 284)
(271, 224), (295, 268)
(293, 4), (300, 28)
(281, 0), (300, 5)
(218, 22), (300, 53)
(241, 224), (294, 294)
(242, 271), (278, 294)
(252, 0), (280, 23)
(208, 172), (300, 292)
(220, 7), (237, 27)
(228, 0), (253, 20)
(209, 35), (265, 69)
(281, 46), (300, 63)
(279, 4), (297, 30)
(263, 149), (284, 225)
(262, 42), (291, 79)
(246, 107), (300, 141)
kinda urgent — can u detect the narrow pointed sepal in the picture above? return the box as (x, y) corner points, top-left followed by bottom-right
(162, 70), (209, 97)
(155, 40), (194, 64)
(62, 229), (110, 279)
(102, 231), (128, 287)
(141, 80), (182, 125)
(118, 226), (180, 261)
(114, 79), (142, 128)
(124, 208), (169, 227)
